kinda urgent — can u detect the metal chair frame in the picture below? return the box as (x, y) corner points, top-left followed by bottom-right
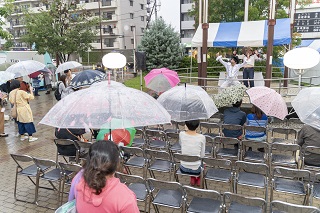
(145, 149), (174, 181)
(244, 125), (268, 142)
(166, 132), (181, 154)
(200, 122), (221, 138)
(120, 146), (147, 178)
(54, 139), (79, 164)
(271, 127), (298, 143)
(269, 143), (300, 169)
(214, 136), (241, 160)
(145, 129), (168, 150)
(221, 124), (244, 138)
(132, 128), (146, 148)
(271, 200), (320, 213)
(311, 173), (320, 205)
(241, 140), (269, 164)
(223, 192), (266, 213)
(73, 140), (92, 162)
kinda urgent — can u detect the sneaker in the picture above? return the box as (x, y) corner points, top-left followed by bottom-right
(0, 133), (8, 137)
(20, 136), (27, 141)
(28, 137), (38, 142)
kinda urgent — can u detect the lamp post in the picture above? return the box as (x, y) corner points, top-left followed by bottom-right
(265, 0), (276, 87)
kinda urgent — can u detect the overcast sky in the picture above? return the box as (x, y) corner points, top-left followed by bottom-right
(156, 0), (180, 32)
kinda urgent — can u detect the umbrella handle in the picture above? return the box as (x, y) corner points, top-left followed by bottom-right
(287, 108), (296, 116)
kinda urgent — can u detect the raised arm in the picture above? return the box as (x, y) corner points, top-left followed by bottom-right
(216, 53), (229, 69)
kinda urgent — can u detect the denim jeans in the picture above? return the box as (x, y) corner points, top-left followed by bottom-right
(243, 67), (254, 87)
(179, 164), (201, 175)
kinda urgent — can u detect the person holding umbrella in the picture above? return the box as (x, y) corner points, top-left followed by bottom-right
(216, 52), (247, 89)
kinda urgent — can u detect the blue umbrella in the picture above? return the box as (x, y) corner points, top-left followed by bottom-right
(70, 69), (105, 89)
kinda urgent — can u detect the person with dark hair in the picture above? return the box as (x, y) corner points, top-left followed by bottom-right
(59, 74), (72, 99)
(55, 128), (86, 156)
(9, 81), (38, 142)
(216, 52), (247, 88)
(63, 69), (72, 86)
(245, 105), (268, 141)
(74, 140), (139, 212)
(0, 91), (8, 137)
(179, 120), (206, 186)
(95, 63), (105, 73)
(223, 100), (246, 140)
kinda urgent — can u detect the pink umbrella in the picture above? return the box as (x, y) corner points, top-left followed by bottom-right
(144, 68), (180, 93)
(246, 86), (288, 120)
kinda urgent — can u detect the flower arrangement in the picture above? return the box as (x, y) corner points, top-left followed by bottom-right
(212, 84), (247, 108)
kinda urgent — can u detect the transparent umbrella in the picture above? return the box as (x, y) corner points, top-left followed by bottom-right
(5, 60), (47, 78)
(40, 83), (171, 129)
(0, 72), (15, 84)
(56, 61), (82, 73)
(292, 87), (320, 130)
(157, 84), (218, 122)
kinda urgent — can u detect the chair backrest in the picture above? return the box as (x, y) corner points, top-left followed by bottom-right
(183, 185), (222, 201)
(273, 167), (311, 180)
(166, 132), (179, 144)
(270, 200), (320, 213)
(33, 157), (58, 171)
(145, 149), (171, 161)
(120, 146), (145, 157)
(270, 143), (300, 153)
(200, 122), (221, 134)
(116, 172), (146, 185)
(271, 128), (297, 139)
(11, 154), (34, 169)
(222, 124), (243, 132)
(74, 140), (92, 150)
(210, 112), (224, 123)
(54, 139), (75, 146)
(244, 125), (267, 135)
(59, 162), (82, 173)
(241, 140), (268, 150)
(147, 178), (184, 192)
(269, 117), (288, 125)
(202, 157), (232, 170)
(235, 161), (269, 176)
(223, 192), (266, 211)
(214, 136), (240, 146)
(173, 153), (201, 164)
(135, 128), (145, 138)
(145, 129), (166, 141)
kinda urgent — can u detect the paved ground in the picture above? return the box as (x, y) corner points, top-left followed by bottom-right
(0, 85), (319, 213)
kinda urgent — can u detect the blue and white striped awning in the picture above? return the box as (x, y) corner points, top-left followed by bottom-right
(297, 39), (320, 52)
(192, 18), (291, 47)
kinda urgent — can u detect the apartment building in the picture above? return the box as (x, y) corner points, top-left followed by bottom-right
(180, 0), (195, 45)
(5, 0), (147, 50)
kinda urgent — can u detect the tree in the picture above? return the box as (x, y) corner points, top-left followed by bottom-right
(138, 18), (183, 71)
(22, 0), (98, 63)
(0, 1), (13, 40)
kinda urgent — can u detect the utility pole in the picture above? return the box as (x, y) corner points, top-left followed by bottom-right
(265, 0), (276, 88)
(98, 0), (103, 62)
(244, 0), (249, 21)
(198, 0), (208, 87)
(154, 0), (157, 19)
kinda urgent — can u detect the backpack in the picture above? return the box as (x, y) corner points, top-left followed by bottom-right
(54, 82), (62, 101)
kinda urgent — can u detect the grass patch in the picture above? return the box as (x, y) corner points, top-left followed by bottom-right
(124, 72), (148, 91)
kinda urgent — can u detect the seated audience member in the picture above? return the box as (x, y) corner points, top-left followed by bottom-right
(179, 120), (206, 186)
(297, 124), (320, 167)
(55, 128), (86, 156)
(245, 105), (268, 141)
(223, 100), (246, 139)
(73, 140), (139, 212)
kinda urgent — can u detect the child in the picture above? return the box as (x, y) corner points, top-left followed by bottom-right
(216, 52), (247, 88)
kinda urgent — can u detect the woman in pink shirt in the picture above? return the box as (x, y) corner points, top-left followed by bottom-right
(75, 140), (139, 213)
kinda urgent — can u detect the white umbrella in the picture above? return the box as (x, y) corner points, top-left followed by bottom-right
(292, 87), (320, 130)
(157, 84), (218, 122)
(56, 61), (82, 73)
(39, 84), (171, 129)
(5, 60), (47, 78)
(0, 72), (15, 84)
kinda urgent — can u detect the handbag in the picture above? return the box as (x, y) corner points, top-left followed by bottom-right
(55, 199), (77, 213)
(10, 90), (18, 119)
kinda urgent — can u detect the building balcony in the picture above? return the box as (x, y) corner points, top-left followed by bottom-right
(181, 20), (195, 30)
(90, 41), (120, 49)
(77, 1), (116, 10)
(181, 3), (194, 13)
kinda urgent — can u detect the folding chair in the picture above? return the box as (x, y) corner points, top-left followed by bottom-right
(164, 121), (180, 133)
(271, 127), (297, 143)
(223, 192), (266, 213)
(311, 173), (320, 205)
(244, 125), (267, 141)
(11, 154), (49, 204)
(302, 146), (320, 172)
(120, 146), (147, 178)
(205, 135), (215, 157)
(271, 167), (311, 205)
(268, 117), (288, 128)
(173, 153), (204, 188)
(234, 161), (269, 201)
(58, 163), (82, 205)
(287, 118), (304, 130)
(241, 140), (269, 163)
(271, 200), (320, 213)
(270, 143), (300, 169)
(145, 149), (173, 181)
(73, 140), (92, 162)
(132, 128), (146, 148)
(166, 132), (181, 153)
(33, 157), (63, 209)
(209, 112), (224, 123)
(116, 172), (149, 213)
(147, 178), (185, 213)
(214, 136), (240, 160)
(54, 139), (79, 164)
(145, 129), (168, 150)
(203, 157), (233, 192)
(200, 122), (221, 138)
(183, 185), (223, 213)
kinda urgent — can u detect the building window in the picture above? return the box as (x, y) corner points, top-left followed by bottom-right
(130, 13), (134, 19)
(140, 4), (144, 9)
(131, 38), (134, 44)
(102, 0), (111, 6)
(104, 38), (115, 47)
(141, 28), (144, 33)
(141, 16), (144, 21)
(95, 12), (99, 16)
(129, 0), (133, 6)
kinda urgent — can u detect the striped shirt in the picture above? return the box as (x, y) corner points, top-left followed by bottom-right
(245, 114), (268, 138)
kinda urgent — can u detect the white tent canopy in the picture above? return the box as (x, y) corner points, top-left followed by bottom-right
(192, 18), (291, 47)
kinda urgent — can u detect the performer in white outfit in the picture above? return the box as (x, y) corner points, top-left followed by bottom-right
(216, 52), (247, 88)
